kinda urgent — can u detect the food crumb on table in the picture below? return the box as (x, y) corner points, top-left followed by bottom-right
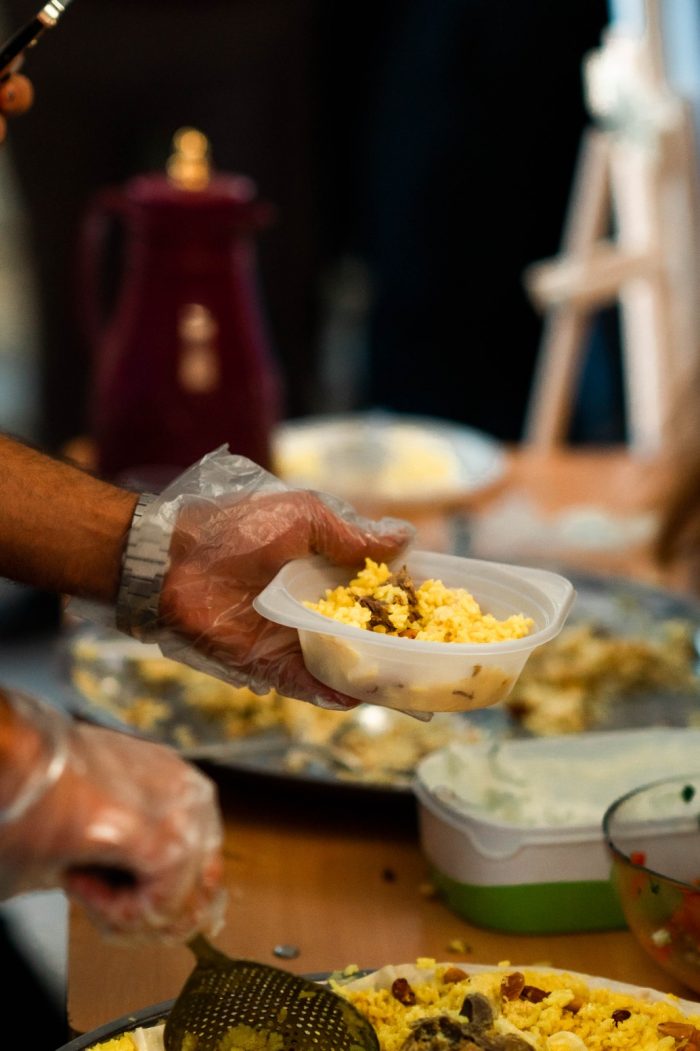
(447, 937), (473, 954)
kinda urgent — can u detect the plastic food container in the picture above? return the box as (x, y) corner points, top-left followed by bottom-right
(254, 550), (574, 713)
(414, 727), (700, 933)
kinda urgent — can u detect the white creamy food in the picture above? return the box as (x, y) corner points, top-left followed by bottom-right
(419, 727), (700, 828)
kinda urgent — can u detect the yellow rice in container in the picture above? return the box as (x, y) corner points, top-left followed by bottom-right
(305, 558), (533, 643)
(88, 963), (700, 1050)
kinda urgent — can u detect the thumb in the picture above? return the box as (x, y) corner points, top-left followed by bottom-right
(309, 493), (415, 566)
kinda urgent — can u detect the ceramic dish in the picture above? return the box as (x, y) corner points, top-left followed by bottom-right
(271, 412), (507, 510)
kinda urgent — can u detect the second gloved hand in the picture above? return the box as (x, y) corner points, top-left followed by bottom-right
(0, 688), (225, 944)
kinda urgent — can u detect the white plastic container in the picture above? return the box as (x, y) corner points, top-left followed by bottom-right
(414, 727), (700, 933)
(254, 550), (574, 713)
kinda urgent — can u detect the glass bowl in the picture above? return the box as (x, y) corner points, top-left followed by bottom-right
(603, 774), (700, 994)
(254, 550), (574, 713)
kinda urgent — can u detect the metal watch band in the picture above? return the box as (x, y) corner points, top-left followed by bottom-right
(115, 492), (172, 639)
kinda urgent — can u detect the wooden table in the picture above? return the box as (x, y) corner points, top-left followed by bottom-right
(66, 445), (699, 1037)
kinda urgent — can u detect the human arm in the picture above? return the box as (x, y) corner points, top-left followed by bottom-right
(0, 434), (412, 705)
(0, 433), (138, 601)
(0, 685), (224, 942)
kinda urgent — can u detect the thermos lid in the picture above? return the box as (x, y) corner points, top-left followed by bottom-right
(123, 127), (267, 217)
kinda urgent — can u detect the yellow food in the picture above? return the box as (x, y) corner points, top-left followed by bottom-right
(88, 963), (700, 1050)
(506, 619), (700, 735)
(305, 559), (533, 643)
(70, 637), (284, 744)
(70, 633), (491, 782)
(337, 963), (700, 1051)
(89, 1039), (139, 1050)
(280, 702), (484, 784)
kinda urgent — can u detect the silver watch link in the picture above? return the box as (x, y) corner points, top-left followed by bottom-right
(115, 492), (172, 639)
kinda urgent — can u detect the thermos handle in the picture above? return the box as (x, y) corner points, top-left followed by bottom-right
(77, 186), (130, 354)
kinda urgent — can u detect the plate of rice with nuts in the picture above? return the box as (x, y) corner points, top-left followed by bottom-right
(73, 960), (700, 1051)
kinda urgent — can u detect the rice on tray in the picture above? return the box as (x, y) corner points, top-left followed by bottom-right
(87, 961), (700, 1050)
(335, 962), (700, 1051)
(305, 559), (533, 643)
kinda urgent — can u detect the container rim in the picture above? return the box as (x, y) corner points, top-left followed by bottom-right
(254, 551), (576, 655)
(413, 776), (603, 860)
(602, 771), (700, 894)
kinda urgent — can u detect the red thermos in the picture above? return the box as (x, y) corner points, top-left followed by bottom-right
(81, 129), (283, 489)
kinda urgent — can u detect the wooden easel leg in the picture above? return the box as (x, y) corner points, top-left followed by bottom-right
(524, 307), (594, 445)
(523, 129), (612, 447)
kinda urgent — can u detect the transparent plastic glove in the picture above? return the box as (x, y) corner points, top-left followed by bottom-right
(125, 447), (415, 710)
(0, 688), (225, 944)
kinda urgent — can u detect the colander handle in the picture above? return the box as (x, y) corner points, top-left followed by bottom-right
(187, 933), (231, 965)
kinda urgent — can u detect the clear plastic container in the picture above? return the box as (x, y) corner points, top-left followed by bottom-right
(253, 550), (574, 713)
(415, 728), (700, 932)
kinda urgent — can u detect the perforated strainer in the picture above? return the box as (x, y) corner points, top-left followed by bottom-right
(163, 934), (380, 1051)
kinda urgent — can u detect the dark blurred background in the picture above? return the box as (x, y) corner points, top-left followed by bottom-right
(0, 0), (615, 457)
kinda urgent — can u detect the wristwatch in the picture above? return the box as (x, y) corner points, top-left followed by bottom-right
(115, 492), (172, 639)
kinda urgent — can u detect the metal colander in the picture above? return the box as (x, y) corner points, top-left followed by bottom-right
(163, 935), (379, 1051)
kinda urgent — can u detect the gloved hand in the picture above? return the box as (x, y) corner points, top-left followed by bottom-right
(117, 447), (415, 709)
(0, 687), (225, 943)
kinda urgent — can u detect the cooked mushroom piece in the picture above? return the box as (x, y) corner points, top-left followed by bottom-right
(400, 1015), (479, 1051)
(399, 1006), (535, 1051)
(459, 993), (495, 1028)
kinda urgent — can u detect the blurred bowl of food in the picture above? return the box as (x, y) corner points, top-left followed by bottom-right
(272, 412), (507, 514)
(603, 774), (700, 994)
(66, 628), (286, 754)
(63, 622), (491, 790)
(254, 550), (575, 713)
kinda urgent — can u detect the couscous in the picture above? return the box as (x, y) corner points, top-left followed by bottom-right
(305, 559), (533, 644)
(87, 962), (700, 1050)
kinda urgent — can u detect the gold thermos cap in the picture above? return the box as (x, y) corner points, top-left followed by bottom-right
(166, 127), (212, 191)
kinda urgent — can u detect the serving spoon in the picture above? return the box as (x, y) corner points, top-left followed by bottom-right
(163, 933), (380, 1051)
